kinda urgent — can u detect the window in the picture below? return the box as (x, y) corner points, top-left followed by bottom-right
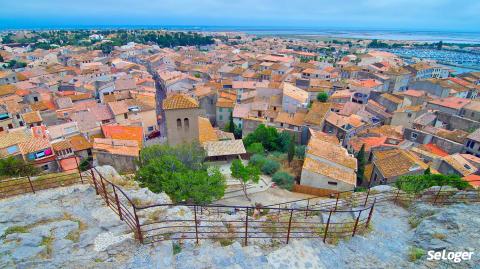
(327, 181), (338, 186)
(7, 124), (13, 129)
(469, 140), (475, 149)
(411, 132), (418, 140)
(407, 113), (412, 118)
(219, 115), (223, 121)
(7, 145), (19, 155)
(124, 113), (128, 119)
(148, 126), (154, 132)
(0, 127), (3, 132)
(177, 118), (182, 129)
(33, 96), (39, 102)
(184, 118), (189, 129)
(42, 164), (49, 171)
(219, 108), (223, 112)
(16, 114), (20, 119)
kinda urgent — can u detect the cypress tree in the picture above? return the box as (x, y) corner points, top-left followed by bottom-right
(356, 144), (366, 186)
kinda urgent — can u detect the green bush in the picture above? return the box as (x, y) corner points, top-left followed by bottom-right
(261, 159), (280, 175)
(249, 154), (267, 167)
(0, 157), (40, 177)
(295, 145), (306, 159)
(246, 143), (265, 155)
(395, 173), (471, 194)
(272, 171), (295, 190)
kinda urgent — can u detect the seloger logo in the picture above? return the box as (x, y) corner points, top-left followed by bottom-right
(427, 250), (474, 263)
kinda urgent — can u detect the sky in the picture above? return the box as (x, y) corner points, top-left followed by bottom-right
(0, 0), (479, 31)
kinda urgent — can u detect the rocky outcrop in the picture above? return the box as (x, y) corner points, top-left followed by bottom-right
(1, 167), (478, 268)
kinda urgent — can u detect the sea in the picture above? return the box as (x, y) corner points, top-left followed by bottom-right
(3, 25), (480, 44)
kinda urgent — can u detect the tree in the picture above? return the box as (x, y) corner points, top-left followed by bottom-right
(249, 154), (267, 167)
(316, 92), (328, 103)
(228, 111), (235, 133)
(287, 134), (295, 164)
(356, 144), (366, 186)
(243, 124), (280, 152)
(261, 159), (280, 175)
(139, 143), (205, 170)
(136, 153), (226, 204)
(0, 157), (40, 177)
(276, 131), (292, 153)
(424, 167), (431, 175)
(246, 143), (264, 155)
(437, 41), (443, 50)
(165, 168), (226, 204)
(295, 145), (306, 160)
(230, 159), (260, 200)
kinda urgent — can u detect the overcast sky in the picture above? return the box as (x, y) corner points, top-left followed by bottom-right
(1, 0), (479, 31)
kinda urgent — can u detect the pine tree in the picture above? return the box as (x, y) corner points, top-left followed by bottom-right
(356, 144), (366, 186)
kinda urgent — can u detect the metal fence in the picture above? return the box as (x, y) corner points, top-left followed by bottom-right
(2, 162), (479, 246)
(0, 156), (86, 199)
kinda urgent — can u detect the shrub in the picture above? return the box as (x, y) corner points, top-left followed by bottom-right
(0, 157), (40, 177)
(408, 247), (426, 262)
(395, 173), (471, 194)
(261, 159), (280, 175)
(246, 143), (265, 155)
(249, 154), (267, 167)
(317, 92), (328, 102)
(272, 171), (295, 190)
(295, 145), (306, 159)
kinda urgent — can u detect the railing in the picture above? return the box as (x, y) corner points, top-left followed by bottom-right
(88, 167), (377, 245)
(87, 167), (480, 245)
(0, 156), (87, 199)
(265, 179), (480, 211)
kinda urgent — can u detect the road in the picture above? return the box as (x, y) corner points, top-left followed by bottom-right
(147, 65), (167, 138)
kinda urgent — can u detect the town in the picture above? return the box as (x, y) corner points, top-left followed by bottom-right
(0, 28), (479, 268)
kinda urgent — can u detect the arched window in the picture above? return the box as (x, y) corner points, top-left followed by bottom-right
(177, 118), (182, 129)
(184, 118), (189, 130)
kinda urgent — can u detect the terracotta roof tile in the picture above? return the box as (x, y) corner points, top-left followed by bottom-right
(163, 94), (199, 110)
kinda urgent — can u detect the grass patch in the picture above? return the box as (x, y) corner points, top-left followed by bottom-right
(173, 243), (182, 255)
(408, 216), (422, 229)
(432, 233), (447, 240)
(40, 235), (54, 259)
(408, 247), (426, 262)
(218, 238), (235, 247)
(94, 258), (103, 262)
(1, 226), (29, 239)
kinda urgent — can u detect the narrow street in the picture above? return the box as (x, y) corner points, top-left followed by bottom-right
(147, 65), (167, 138)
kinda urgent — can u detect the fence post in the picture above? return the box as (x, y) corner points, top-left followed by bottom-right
(305, 198), (310, 217)
(194, 205), (199, 245)
(90, 169), (99, 195)
(27, 175), (35, 194)
(323, 210), (333, 243)
(286, 209), (294, 244)
(74, 157), (84, 184)
(244, 208), (249, 246)
(334, 193), (340, 210)
(133, 205), (143, 244)
(363, 188), (370, 207)
(352, 211), (361, 237)
(433, 185), (443, 205)
(112, 185), (123, 220)
(100, 176), (109, 206)
(365, 198), (376, 229)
